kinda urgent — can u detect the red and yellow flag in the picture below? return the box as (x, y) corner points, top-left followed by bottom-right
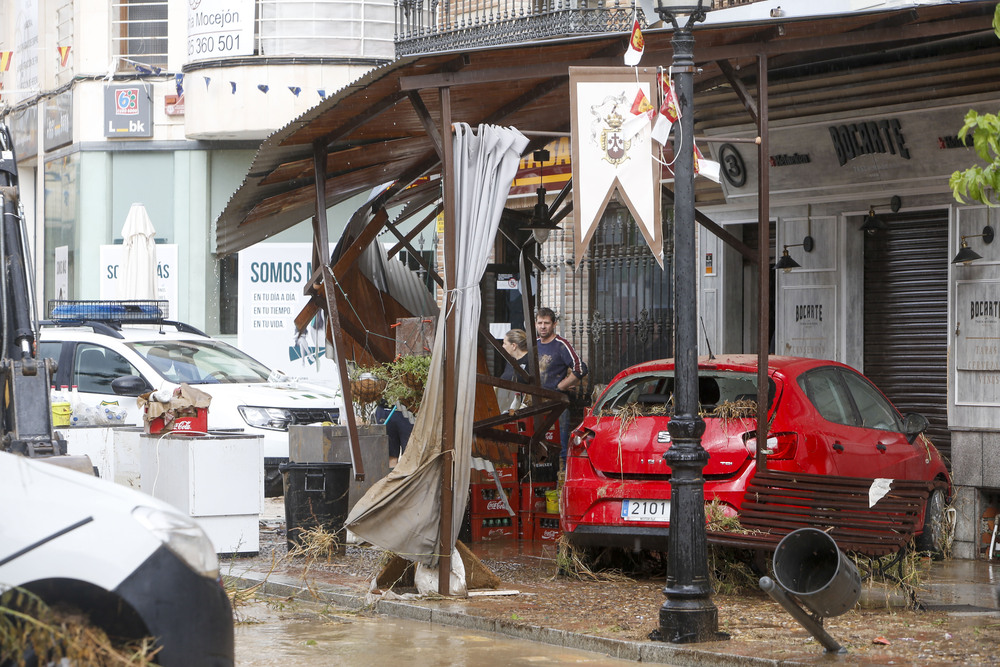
(624, 15), (644, 67)
(0, 51), (12, 72)
(58, 46), (71, 68)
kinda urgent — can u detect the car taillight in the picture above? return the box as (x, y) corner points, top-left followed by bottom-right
(568, 428), (594, 458)
(764, 432), (798, 460)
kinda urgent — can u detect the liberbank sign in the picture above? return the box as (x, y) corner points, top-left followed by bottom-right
(711, 99), (993, 202)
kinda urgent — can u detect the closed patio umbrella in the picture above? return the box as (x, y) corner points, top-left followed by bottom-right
(120, 203), (158, 301)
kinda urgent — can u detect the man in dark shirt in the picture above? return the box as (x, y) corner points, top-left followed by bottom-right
(535, 307), (585, 466)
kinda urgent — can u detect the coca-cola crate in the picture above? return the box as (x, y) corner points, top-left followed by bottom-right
(519, 482), (556, 513)
(470, 515), (517, 542)
(471, 460), (518, 484)
(533, 513), (562, 542)
(518, 510), (533, 540)
(469, 482), (519, 516)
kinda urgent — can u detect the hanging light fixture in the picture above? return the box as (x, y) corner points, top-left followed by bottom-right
(518, 149), (561, 244)
(859, 195), (901, 235)
(952, 225), (995, 265)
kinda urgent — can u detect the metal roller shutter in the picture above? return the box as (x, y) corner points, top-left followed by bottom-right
(863, 209), (951, 465)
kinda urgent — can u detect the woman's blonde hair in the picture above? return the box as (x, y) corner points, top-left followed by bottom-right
(505, 328), (528, 352)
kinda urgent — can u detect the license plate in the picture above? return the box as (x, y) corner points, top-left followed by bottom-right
(621, 499), (671, 522)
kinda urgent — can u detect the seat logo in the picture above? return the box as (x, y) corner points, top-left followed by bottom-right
(657, 431), (671, 443)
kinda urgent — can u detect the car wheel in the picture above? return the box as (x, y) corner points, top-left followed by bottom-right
(914, 488), (947, 559)
(264, 465), (284, 497)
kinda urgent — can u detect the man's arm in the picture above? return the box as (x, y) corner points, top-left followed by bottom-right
(555, 335), (585, 391)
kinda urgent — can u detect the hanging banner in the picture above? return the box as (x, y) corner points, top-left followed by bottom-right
(569, 67), (662, 268)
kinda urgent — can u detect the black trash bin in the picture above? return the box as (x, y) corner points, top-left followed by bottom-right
(279, 461), (352, 552)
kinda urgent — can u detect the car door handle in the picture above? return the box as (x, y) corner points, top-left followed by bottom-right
(833, 442), (844, 452)
(876, 442), (887, 452)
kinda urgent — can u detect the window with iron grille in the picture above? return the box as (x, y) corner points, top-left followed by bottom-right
(56, 0), (73, 82)
(112, 0), (168, 71)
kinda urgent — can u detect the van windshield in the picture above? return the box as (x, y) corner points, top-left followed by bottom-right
(129, 340), (272, 384)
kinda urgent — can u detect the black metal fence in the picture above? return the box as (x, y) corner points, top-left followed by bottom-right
(538, 201), (673, 399)
(396, 0), (763, 55)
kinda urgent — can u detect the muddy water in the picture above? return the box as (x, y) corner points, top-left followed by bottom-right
(234, 600), (635, 666)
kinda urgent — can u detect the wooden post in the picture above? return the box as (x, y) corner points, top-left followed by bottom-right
(438, 86), (456, 595)
(312, 141), (365, 480)
(755, 53), (770, 470)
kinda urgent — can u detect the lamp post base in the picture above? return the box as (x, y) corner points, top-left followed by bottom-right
(654, 602), (728, 643)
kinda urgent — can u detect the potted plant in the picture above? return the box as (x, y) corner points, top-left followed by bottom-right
(384, 354), (431, 414)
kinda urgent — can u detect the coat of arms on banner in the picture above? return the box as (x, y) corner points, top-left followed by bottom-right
(570, 67), (663, 268)
(595, 97), (630, 166)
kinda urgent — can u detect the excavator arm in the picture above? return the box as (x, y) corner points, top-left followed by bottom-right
(0, 124), (66, 457)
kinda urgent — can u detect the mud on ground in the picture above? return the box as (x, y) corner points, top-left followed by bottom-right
(225, 504), (1000, 666)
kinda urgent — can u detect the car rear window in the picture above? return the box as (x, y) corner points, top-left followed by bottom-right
(595, 371), (775, 415)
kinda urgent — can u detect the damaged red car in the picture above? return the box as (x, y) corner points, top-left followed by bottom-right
(560, 355), (951, 554)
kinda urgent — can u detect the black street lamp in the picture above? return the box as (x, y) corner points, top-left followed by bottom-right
(650, 0), (725, 644)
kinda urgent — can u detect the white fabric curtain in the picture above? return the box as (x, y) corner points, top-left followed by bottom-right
(345, 124), (528, 566)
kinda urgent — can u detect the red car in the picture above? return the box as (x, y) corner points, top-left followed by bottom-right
(561, 355), (951, 554)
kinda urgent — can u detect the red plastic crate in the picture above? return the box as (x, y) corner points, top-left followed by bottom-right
(471, 459), (518, 484)
(470, 516), (517, 542)
(145, 407), (208, 435)
(518, 510), (533, 540)
(519, 482), (556, 513)
(533, 513), (562, 542)
(469, 482), (519, 517)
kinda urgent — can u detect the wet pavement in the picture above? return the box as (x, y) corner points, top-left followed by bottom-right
(918, 558), (1000, 612)
(234, 599), (635, 666)
(233, 499), (1000, 665)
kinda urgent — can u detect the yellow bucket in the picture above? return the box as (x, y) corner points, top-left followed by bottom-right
(52, 401), (71, 427)
(545, 489), (559, 515)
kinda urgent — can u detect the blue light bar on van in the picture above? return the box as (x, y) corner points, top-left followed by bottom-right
(48, 300), (169, 323)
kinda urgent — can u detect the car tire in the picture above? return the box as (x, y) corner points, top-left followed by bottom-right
(914, 488), (947, 559)
(264, 465), (284, 497)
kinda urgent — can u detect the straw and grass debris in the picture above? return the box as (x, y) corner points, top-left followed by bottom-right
(1, 588), (160, 666)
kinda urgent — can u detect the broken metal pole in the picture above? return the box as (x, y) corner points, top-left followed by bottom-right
(759, 577), (846, 654)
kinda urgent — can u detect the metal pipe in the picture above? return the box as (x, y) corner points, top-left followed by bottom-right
(760, 577), (846, 654)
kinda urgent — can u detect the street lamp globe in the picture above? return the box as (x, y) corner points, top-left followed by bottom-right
(652, 0), (708, 24)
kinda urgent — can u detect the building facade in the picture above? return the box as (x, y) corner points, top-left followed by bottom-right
(0, 0), (394, 334)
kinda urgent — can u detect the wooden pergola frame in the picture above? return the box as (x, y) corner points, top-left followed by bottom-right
(215, 2), (999, 593)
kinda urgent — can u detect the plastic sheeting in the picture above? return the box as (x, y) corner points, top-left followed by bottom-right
(345, 124), (528, 567)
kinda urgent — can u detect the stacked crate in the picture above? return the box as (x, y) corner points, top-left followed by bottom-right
(515, 419), (563, 542)
(468, 453), (519, 542)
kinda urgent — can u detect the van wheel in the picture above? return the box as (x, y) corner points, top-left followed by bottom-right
(915, 488), (947, 559)
(264, 466), (283, 497)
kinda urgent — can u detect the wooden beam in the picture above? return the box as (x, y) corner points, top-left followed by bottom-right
(407, 90), (445, 161)
(387, 203), (442, 260)
(309, 142), (365, 480)
(716, 59), (758, 125)
(755, 53), (771, 471)
(662, 186), (758, 264)
(438, 85), (456, 596)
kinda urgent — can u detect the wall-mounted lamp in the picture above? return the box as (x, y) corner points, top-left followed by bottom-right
(859, 195), (901, 235)
(952, 225), (995, 265)
(775, 235), (814, 273)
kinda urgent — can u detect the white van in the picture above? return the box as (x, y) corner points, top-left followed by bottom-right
(39, 306), (343, 495)
(0, 451), (233, 664)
